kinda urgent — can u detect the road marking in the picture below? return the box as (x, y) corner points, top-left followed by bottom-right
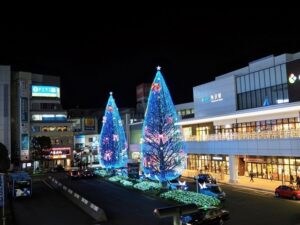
(42, 180), (54, 190)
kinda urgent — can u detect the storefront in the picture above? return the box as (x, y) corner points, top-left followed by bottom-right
(42, 147), (72, 169)
(245, 156), (300, 181)
(187, 154), (229, 175)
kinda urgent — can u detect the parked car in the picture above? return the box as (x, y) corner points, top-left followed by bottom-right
(198, 174), (217, 184)
(275, 185), (300, 200)
(81, 169), (95, 178)
(67, 169), (81, 179)
(198, 183), (226, 201)
(168, 179), (188, 191)
(181, 206), (229, 225)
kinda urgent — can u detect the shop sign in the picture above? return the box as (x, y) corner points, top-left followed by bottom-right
(212, 156), (224, 161)
(43, 147), (71, 159)
(245, 157), (265, 163)
(201, 92), (223, 103)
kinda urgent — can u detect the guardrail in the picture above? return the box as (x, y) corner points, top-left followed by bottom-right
(47, 176), (107, 222)
(184, 129), (300, 142)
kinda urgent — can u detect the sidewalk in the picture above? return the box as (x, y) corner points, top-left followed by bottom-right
(184, 172), (289, 193)
(212, 173), (283, 193)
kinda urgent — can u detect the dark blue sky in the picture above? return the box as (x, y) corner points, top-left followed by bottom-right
(1, 8), (300, 109)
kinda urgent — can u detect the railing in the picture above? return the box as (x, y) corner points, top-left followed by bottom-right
(184, 129), (300, 142)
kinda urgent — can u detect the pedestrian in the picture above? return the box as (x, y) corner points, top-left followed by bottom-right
(290, 175), (294, 185)
(269, 172), (273, 181)
(296, 176), (300, 189)
(250, 171), (254, 182)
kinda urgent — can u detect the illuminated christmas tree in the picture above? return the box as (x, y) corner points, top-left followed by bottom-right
(141, 66), (186, 183)
(99, 92), (128, 169)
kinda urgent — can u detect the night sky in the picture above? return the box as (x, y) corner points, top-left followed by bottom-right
(1, 8), (300, 109)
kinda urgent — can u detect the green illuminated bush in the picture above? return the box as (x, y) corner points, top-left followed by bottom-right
(133, 181), (162, 191)
(160, 190), (220, 207)
(108, 175), (126, 182)
(120, 180), (134, 187)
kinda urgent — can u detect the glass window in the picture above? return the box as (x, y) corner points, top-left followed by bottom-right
(254, 72), (260, 89)
(242, 93), (247, 109)
(241, 76), (246, 93)
(271, 86), (277, 105)
(261, 88), (266, 106)
(249, 73), (255, 91)
(259, 71), (265, 88)
(256, 89), (262, 107)
(277, 84), (283, 104)
(251, 91), (256, 108)
(265, 87), (272, 105)
(246, 92), (251, 109)
(245, 75), (250, 92)
(265, 69), (271, 87)
(270, 67), (276, 86)
(275, 65), (282, 85)
(238, 94), (242, 110)
(281, 64), (287, 83)
(236, 77), (241, 93)
(283, 83), (289, 101)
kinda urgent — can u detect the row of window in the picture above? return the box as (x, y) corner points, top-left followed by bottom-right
(237, 83), (289, 110)
(31, 126), (69, 132)
(236, 64), (287, 94)
(214, 117), (300, 133)
(177, 108), (194, 116)
(31, 103), (62, 110)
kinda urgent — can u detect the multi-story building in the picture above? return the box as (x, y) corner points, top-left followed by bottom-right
(178, 52), (300, 183)
(0, 66), (11, 156)
(11, 72), (73, 170)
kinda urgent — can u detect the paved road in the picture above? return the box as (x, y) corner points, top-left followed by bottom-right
(12, 180), (94, 225)
(221, 184), (300, 225)
(58, 176), (173, 225)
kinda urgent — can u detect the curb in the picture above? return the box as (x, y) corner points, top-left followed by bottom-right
(47, 176), (107, 223)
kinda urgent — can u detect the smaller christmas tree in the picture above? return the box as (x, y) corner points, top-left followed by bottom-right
(99, 92), (128, 169)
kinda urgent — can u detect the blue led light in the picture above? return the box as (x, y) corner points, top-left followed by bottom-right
(99, 93), (128, 169)
(141, 68), (186, 182)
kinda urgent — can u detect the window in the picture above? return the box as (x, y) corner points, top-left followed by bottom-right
(265, 69), (271, 87)
(275, 66), (282, 85)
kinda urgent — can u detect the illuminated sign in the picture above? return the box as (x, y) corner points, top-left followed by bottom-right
(212, 156), (223, 161)
(43, 147), (71, 159)
(32, 85), (60, 98)
(201, 92), (223, 103)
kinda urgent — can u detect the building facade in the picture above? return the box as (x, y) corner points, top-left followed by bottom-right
(179, 53), (300, 183)
(11, 72), (73, 170)
(0, 66), (11, 156)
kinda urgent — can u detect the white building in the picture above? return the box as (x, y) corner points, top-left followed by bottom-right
(11, 72), (73, 170)
(179, 53), (300, 183)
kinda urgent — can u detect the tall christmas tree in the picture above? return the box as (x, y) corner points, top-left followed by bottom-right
(99, 92), (128, 169)
(141, 66), (186, 182)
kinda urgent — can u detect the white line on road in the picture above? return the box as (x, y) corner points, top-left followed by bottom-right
(42, 180), (54, 190)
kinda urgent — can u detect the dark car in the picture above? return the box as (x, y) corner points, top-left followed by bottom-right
(181, 206), (229, 225)
(198, 174), (217, 184)
(67, 169), (81, 179)
(198, 184), (226, 201)
(81, 169), (95, 178)
(275, 185), (300, 200)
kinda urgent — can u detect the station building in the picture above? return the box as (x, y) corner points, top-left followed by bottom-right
(178, 52), (300, 183)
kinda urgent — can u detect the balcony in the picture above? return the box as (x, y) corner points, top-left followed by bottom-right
(184, 129), (300, 142)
